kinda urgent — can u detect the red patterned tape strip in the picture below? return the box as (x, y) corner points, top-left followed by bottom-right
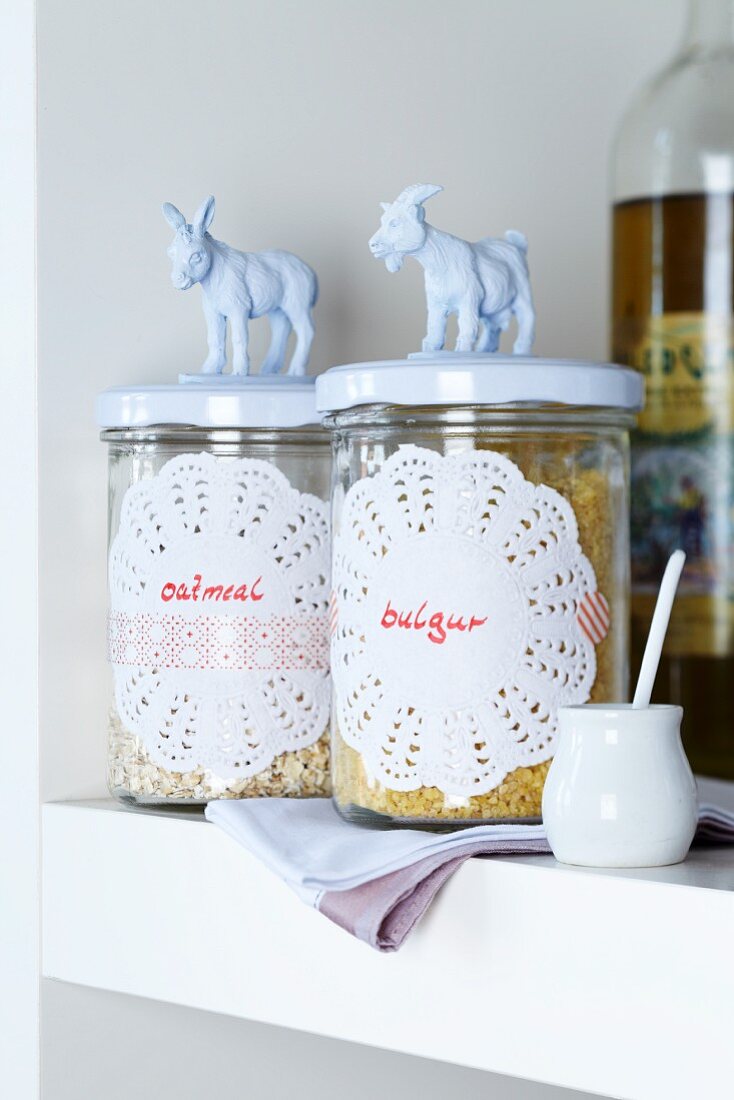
(576, 591), (610, 646)
(108, 611), (329, 672)
(329, 591), (338, 637)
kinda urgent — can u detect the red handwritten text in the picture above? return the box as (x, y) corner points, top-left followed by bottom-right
(380, 600), (488, 645)
(160, 573), (264, 603)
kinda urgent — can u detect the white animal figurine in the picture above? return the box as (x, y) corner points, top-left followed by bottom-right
(163, 195), (318, 376)
(368, 183), (535, 355)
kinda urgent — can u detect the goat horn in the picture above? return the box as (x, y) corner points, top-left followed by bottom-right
(395, 183), (443, 207)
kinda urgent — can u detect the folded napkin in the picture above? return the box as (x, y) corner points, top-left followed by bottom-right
(205, 796), (734, 952)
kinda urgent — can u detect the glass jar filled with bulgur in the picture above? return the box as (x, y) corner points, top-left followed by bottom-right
(316, 356), (643, 828)
(97, 379), (331, 806)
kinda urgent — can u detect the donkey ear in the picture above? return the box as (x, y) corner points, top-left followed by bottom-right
(162, 202), (186, 230)
(192, 195), (216, 236)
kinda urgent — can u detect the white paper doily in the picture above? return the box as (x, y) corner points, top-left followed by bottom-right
(331, 445), (610, 797)
(108, 453), (330, 777)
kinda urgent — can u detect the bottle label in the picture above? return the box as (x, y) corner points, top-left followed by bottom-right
(331, 446), (609, 797)
(614, 312), (734, 657)
(108, 453), (331, 778)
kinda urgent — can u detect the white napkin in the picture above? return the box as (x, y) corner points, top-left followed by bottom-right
(205, 796), (549, 892)
(206, 791), (734, 951)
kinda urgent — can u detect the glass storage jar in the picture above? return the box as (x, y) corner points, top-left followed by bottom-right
(97, 379), (331, 806)
(317, 355), (643, 828)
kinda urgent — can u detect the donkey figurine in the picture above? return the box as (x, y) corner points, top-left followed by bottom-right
(369, 184), (535, 356)
(163, 195), (318, 376)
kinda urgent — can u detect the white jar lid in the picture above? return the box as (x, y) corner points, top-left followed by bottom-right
(315, 353), (644, 413)
(97, 375), (321, 429)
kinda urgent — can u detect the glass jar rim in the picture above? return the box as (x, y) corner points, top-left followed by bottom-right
(100, 422), (329, 445)
(322, 402), (637, 432)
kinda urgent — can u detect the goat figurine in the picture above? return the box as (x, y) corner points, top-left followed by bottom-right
(163, 195), (317, 376)
(369, 184), (535, 356)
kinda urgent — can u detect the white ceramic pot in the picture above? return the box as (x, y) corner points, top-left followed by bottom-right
(542, 704), (697, 868)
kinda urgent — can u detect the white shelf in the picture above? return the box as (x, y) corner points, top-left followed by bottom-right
(43, 784), (734, 1100)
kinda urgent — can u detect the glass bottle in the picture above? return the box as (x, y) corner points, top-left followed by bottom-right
(611, 0), (734, 777)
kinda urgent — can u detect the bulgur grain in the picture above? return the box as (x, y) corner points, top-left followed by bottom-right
(332, 447), (620, 825)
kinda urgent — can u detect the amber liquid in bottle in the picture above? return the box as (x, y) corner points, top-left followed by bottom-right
(613, 192), (734, 778)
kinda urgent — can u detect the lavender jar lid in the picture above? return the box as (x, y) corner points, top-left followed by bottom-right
(315, 353), (644, 413)
(97, 376), (320, 429)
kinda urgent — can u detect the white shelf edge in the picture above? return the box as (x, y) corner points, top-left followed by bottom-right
(42, 799), (734, 1100)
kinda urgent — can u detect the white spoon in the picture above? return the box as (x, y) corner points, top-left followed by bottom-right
(632, 549), (686, 708)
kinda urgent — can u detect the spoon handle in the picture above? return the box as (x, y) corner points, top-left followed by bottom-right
(632, 549), (686, 708)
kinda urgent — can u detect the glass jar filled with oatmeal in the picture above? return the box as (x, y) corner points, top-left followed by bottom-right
(316, 355), (643, 828)
(97, 379), (331, 806)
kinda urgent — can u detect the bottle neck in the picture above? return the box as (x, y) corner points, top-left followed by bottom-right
(683, 0), (734, 52)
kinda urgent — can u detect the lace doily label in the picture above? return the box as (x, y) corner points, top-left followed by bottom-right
(108, 453), (330, 778)
(332, 445), (610, 797)
(366, 535), (524, 709)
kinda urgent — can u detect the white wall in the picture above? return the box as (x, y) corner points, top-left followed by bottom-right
(38, 2), (684, 1098)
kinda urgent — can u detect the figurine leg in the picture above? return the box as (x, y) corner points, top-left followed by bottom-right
(476, 320), (500, 353)
(422, 307), (447, 353)
(456, 306), (480, 353)
(512, 294), (536, 356)
(201, 311), (226, 374)
(261, 309), (292, 375)
(230, 314), (250, 376)
(286, 311), (314, 376)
